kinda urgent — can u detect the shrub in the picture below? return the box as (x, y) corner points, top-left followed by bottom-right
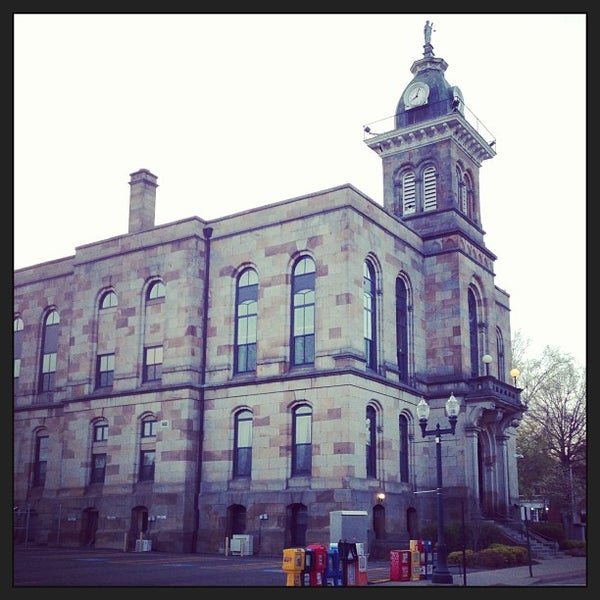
(561, 540), (586, 556)
(448, 549), (475, 567)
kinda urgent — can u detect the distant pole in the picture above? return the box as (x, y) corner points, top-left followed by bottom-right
(523, 507), (534, 577)
(57, 504), (62, 546)
(461, 498), (467, 586)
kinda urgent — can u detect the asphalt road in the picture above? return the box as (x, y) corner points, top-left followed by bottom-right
(12, 545), (587, 589)
(13, 546), (293, 587)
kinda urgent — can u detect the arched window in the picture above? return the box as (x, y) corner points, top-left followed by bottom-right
(233, 409), (253, 478)
(139, 416), (157, 482)
(496, 328), (506, 382)
(228, 504), (247, 537)
(464, 172), (474, 220)
(422, 166), (437, 211)
(457, 166), (468, 213)
(39, 310), (59, 392)
(287, 503), (308, 548)
(468, 289), (479, 378)
(33, 431), (49, 487)
(291, 257), (315, 366)
(235, 269), (258, 374)
(395, 277), (409, 382)
(363, 261), (377, 371)
(402, 172), (416, 215)
(91, 420), (108, 484)
(14, 317), (24, 389)
(100, 290), (118, 309)
(146, 280), (166, 301)
(399, 414), (409, 483)
(292, 405), (312, 476)
(366, 406), (377, 478)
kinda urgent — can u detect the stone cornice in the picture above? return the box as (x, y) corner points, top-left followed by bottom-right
(364, 112), (496, 165)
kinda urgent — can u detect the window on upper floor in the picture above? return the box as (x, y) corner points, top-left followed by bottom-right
(292, 405), (312, 476)
(363, 261), (377, 371)
(139, 449), (155, 482)
(146, 281), (166, 301)
(456, 165), (475, 221)
(366, 406), (377, 478)
(423, 165), (437, 211)
(291, 256), (315, 367)
(234, 269), (258, 374)
(94, 422), (108, 442)
(496, 328), (506, 382)
(143, 346), (163, 382)
(14, 317), (24, 388)
(139, 416), (157, 482)
(39, 310), (59, 393)
(468, 288), (480, 378)
(142, 417), (157, 438)
(33, 432), (48, 487)
(399, 414), (409, 483)
(96, 353), (115, 389)
(100, 290), (118, 309)
(402, 172), (416, 215)
(90, 420), (108, 484)
(395, 276), (409, 383)
(90, 453), (106, 484)
(233, 409), (253, 478)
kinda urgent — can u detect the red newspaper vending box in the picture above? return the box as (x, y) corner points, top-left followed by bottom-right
(305, 544), (327, 586)
(390, 549), (411, 582)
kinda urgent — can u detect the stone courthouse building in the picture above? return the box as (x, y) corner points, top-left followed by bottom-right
(14, 30), (526, 555)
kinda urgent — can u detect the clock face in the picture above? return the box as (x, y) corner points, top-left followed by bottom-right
(404, 82), (429, 109)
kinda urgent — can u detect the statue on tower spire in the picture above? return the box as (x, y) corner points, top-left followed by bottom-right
(423, 20), (435, 57)
(424, 20), (434, 45)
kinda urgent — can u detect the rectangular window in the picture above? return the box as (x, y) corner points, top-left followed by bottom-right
(139, 450), (155, 481)
(91, 453), (106, 484)
(292, 409), (312, 476)
(40, 352), (57, 392)
(34, 436), (49, 487)
(234, 415), (252, 477)
(94, 423), (108, 442)
(142, 420), (157, 438)
(96, 353), (115, 388)
(143, 346), (163, 382)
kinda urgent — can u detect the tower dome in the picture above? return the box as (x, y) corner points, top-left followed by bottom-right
(395, 21), (463, 128)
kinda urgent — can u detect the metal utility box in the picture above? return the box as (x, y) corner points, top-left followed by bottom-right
(230, 534), (253, 555)
(329, 510), (369, 555)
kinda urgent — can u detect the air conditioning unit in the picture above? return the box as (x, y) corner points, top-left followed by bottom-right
(230, 534), (253, 556)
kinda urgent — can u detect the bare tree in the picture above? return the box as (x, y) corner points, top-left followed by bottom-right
(514, 344), (586, 533)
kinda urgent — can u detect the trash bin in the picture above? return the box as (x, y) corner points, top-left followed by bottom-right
(282, 547), (305, 586)
(305, 544), (327, 586)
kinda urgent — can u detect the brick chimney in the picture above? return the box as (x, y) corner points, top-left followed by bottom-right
(128, 168), (158, 233)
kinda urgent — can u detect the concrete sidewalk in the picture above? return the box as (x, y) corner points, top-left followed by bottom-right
(370, 554), (587, 587)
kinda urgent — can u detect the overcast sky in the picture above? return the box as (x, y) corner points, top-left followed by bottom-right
(14, 13), (586, 367)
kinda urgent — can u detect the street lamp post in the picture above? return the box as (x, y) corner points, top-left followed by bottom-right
(416, 393), (460, 585)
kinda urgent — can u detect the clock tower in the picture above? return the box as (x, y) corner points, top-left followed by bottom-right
(364, 23), (504, 384)
(364, 25), (496, 248)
